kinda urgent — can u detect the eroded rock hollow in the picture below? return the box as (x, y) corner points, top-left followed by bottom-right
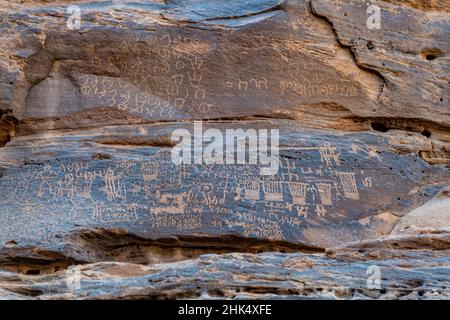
(0, 0), (449, 299)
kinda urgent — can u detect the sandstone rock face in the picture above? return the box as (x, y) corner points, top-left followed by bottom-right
(0, 0), (449, 299)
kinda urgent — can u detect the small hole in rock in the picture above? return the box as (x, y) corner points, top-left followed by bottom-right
(92, 153), (112, 160)
(5, 240), (17, 246)
(26, 269), (41, 275)
(208, 290), (225, 297)
(371, 122), (389, 132)
(421, 129), (431, 138)
(421, 49), (443, 61)
(367, 41), (375, 50)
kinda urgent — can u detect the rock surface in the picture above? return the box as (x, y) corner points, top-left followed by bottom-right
(0, 0), (449, 299)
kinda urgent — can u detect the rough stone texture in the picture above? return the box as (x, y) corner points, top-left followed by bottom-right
(0, 0), (449, 299)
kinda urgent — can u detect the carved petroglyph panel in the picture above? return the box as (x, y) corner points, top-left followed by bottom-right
(0, 135), (436, 246)
(67, 32), (213, 121)
(22, 17), (384, 126)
